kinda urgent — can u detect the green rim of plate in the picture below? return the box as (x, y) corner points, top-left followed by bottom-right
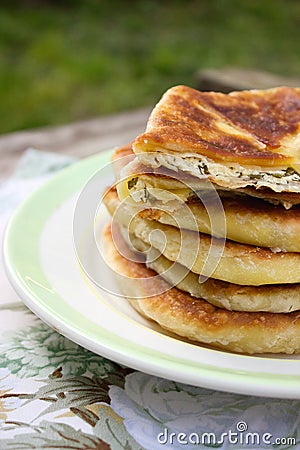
(3, 150), (300, 398)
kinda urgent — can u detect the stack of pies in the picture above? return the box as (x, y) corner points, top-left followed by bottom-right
(103, 85), (300, 354)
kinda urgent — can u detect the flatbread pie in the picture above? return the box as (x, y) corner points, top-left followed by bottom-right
(102, 224), (300, 354)
(133, 85), (300, 192)
(101, 84), (300, 354)
(104, 187), (300, 286)
(120, 229), (300, 313)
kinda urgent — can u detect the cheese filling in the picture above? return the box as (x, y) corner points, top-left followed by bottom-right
(137, 152), (300, 192)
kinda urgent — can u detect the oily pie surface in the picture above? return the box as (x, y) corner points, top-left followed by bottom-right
(102, 224), (300, 354)
(136, 194), (300, 252)
(133, 85), (300, 166)
(121, 229), (300, 314)
(104, 187), (300, 286)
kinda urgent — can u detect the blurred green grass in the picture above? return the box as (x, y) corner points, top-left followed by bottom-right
(0, 0), (300, 134)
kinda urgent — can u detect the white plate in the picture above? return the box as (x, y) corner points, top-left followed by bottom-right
(4, 151), (300, 399)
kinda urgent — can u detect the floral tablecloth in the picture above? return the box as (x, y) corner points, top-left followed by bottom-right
(0, 149), (300, 450)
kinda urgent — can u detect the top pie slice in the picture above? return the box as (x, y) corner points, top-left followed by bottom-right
(132, 85), (300, 192)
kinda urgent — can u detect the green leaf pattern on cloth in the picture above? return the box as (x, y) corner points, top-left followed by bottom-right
(0, 322), (119, 379)
(0, 369), (22, 423)
(0, 320), (138, 449)
(1, 420), (110, 449)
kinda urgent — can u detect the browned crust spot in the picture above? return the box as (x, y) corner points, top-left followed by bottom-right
(102, 224), (300, 331)
(133, 85), (300, 165)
